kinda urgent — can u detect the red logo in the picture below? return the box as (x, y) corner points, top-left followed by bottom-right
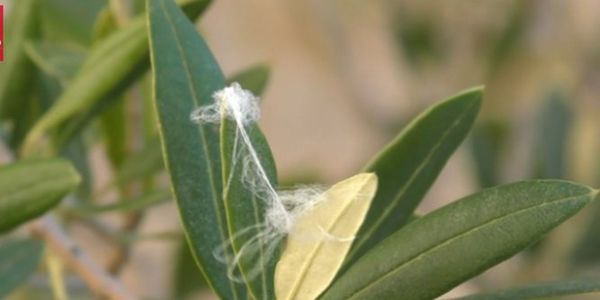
(0, 5), (3, 61)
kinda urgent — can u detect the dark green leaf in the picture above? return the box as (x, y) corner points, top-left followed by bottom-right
(456, 278), (600, 300)
(59, 136), (93, 199)
(101, 100), (129, 168)
(24, 41), (84, 85)
(469, 120), (509, 188)
(24, 16), (148, 153)
(6, 69), (58, 152)
(227, 64), (270, 96)
(322, 180), (597, 300)
(534, 89), (572, 179)
(148, 0), (277, 298)
(0, 239), (44, 298)
(0, 159), (80, 233)
(343, 87), (482, 269)
(39, 0), (104, 46)
(92, 8), (129, 169)
(112, 138), (164, 186)
(174, 236), (209, 299)
(92, 7), (119, 43)
(221, 108), (278, 299)
(148, 0), (237, 298)
(0, 0), (38, 119)
(141, 73), (158, 140)
(487, 1), (531, 71)
(392, 11), (444, 68)
(569, 200), (600, 267)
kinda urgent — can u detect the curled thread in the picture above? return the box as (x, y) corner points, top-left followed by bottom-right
(191, 83), (350, 282)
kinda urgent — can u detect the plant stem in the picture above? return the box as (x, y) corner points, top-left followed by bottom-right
(30, 215), (136, 300)
(47, 249), (69, 300)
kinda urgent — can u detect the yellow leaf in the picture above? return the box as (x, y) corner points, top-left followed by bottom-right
(275, 173), (378, 300)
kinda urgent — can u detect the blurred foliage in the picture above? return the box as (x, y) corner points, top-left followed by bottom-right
(0, 0), (599, 299)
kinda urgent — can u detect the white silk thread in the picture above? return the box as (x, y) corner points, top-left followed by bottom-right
(191, 83), (327, 282)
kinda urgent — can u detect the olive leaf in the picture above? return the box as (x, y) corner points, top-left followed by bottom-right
(0, 159), (80, 233)
(322, 180), (598, 300)
(275, 173), (377, 300)
(148, 0), (277, 298)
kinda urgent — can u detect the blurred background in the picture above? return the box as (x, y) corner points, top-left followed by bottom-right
(2, 0), (600, 299)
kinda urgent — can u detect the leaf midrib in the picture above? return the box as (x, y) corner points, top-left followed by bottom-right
(347, 192), (592, 299)
(155, 1), (238, 299)
(350, 99), (478, 259)
(221, 125), (268, 299)
(287, 176), (372, 300)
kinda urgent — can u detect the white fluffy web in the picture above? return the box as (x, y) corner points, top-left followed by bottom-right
(190, 83), (326, 282)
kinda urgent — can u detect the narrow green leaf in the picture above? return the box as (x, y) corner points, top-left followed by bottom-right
(24, 41), (84, 85)
(23, 17), (147, 153)
(8, 66), (58, 149)
(101, 100), (129, 168)
(22, 0), (212, 154)
(141, 73), (158, 140)
(221, 64), (276, 298)
(92, 7), (119, 43)
(569, 201), (600, 267)
(0, 239), (44, 298)
(487, 1), (531, 71)
(112, 138), (164, 186)
(456, 278), (600, 300)
(221, 120), (279, 298)
(322, 180), (597, 300)
(39, 0), (104, 46)
(0, 159), (81, 233)
(59, 136), (93, 199)
(173, 236), (209, 299)
(149, 0), (279, 298)
(0, 0), (38, 119)
(344, 87), (483, 269)
(148, 0), (241, 298)
(534, 89), (572, 179)
(6, 91), (40, 152)
(92, 8), (129, 169)
(228, 65), (270, 96)
(392, 13), (443, 68)
(469, 120), (509, 188)
(28, 64), (93, 199)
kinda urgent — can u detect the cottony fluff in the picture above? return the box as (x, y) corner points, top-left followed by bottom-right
(190, 83), (326, 282)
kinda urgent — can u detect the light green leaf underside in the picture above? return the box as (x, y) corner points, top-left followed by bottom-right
(275, 173), (377, 300)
